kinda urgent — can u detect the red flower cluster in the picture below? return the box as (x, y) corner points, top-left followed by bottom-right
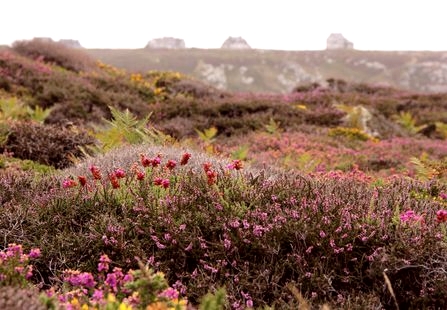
(203, 162), (217, 185)
(140, 154), (162, 168)
(436, 209), (447, 223)
(62, 178), (77, 188)
(227, 159), (243, 170)
(180, 153), (191, 165)
(154, 177), (170, 188)
(78, 176), (87, 187)
(108, 173), (120, 189)
(136, 170), (145, 181)
(165, 159), (177, 170)
(89, 165), (102, 180)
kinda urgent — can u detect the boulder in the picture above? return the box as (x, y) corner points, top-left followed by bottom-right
(145, 37), (185, 49)
(58, 39), (83, 49)
(326, 33), (354, 50)
(221, 36), (251, 50)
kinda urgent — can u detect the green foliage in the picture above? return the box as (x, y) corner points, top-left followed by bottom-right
(231, 145), (249, 160)
(0, 97), (29, 121)
(435, 122), (447, 139)
(27, 105), (53, 123)
(393, 111), (426, 134)
(0, 122), (9, 147)
(199, 288), (227, 310)
(283, 151), (321, 173)
(92, 106), (172, 153)
(264, 117), (281, 135)
(195, 126), (218, 144)
(328, 127), (375, 142)
(410, 154), (447, 181)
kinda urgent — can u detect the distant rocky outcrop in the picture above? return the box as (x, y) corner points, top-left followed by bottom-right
(145, 37), (185, 49)
(327, 33), (354, 50)
(221, 37), (251, 50)
(58, 39), (83, 49)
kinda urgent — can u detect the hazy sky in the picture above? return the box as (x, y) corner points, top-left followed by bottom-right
(1, 0), (446, 51)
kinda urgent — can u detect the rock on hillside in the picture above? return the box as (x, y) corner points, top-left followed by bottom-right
(58, 39), (83, 49)
(145, 37), (186, 49)
(221, 36), (251, 49)
(327, 33), (354, 50)
(59, 39), (83, 48)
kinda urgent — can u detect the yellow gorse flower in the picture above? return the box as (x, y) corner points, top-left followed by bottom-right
(119, 302), (133, 310)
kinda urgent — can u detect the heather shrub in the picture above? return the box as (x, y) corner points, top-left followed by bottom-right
(2, 144), (447, 308)
(12, 38), (96, 72)
(0, 286), (45, 310)
(1, 121), (96, 168)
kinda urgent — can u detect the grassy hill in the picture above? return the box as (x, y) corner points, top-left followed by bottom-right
(87, 48), (447, 93)
(1, 39), (447, 309)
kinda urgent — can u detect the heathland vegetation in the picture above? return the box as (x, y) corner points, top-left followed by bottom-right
(1, 39), (447, 309)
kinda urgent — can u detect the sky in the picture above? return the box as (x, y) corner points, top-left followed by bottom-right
(1, 0), (446, 51)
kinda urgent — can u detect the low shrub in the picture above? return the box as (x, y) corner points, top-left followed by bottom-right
(1, 121), (96, 168)
(1, 145), (447, 308)
(12, 38), (96, 73)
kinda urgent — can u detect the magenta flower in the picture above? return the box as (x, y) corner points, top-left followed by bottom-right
(29, 248), (41, 259)
(227, 159), (243, 170)
(158, 287), (179, 300)
(92, 289), (104, 302)
(400, 210), (424, 223)
(114, 168), (126, 178)
(62, 178), (77, 188)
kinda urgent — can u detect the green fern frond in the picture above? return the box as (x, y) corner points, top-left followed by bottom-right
(195, 127), (218, 143)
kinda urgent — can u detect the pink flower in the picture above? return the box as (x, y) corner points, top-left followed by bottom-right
(319, 230), (326, 238)
(114, 168), (126, 178)
(400, 210), (424, 223)
(161, 179), (170, 188)
(151, 155), (161, 167)
(227, 159), (243, 170)
(158, 287), (179, 300)
(62, 178), (77, 188)
(92, 289), (104, 302)
(29, 248), (41, 259)
(140, 154), (151, 167)
(98, 254), (111, 272)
